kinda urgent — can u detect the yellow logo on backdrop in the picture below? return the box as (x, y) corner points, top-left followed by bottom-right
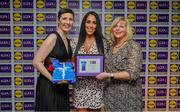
(37, 39), (44, 47)
(105, 14), (113, 22)
(170, 64), (178, 72)
(150, 1), (158, 9)
(170, 76), (177, 84)
(171, 27), (179, 35)
(105, 26), (111, 35)
(15, 90), (23, 98)
(14, 26), (22, 35)
(148, 88), (156, 97)
(169, 100), (176, 108)
(171, 52), (178, 60)
(169, 88), (177, 96)
(149, 26), (157, 35)
(60, 0), (67, 8)
(149, 52), (157, 60)
(15, 77), (22, 85)
(37, 0), (44, 8)
(14, 64), (22, 73)
(148, 64), (156, 72)
(127, 14), (135, 22)
(37, 13), (45, 22)
(150, 14), (158, 22)
(14, 52), (22, 60)
(149, 39), (157, 47)
(14, 39), (22, 47)
(15, 102), (23, 110)
(172, 1), (180, 10)
(171, 39), (178, 47)
(128, 1), (135, 9)
(83, 1), (90, 9)
(13, 13), (21, 22)
(105, 1), (113, 9)
(172, 14), (179, 22)
(148, 100), (155, 109)
(131, 27), (135, 34)
(148, 76), (156, 84)
(37, 26), (45, 34)
(13, 0), (21, 8)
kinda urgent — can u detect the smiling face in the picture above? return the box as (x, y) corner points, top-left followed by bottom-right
(85, 14), (97, 36)
(112, 20), (127, 40)
(58, 13), (74, 33)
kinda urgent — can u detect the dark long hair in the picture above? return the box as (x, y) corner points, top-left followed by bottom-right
(74, 11), (104, 54)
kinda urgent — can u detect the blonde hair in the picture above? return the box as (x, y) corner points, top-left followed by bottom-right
(110, 16), (133, 42)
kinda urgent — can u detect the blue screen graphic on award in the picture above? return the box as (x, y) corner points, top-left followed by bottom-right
(79, 59), (100, 73)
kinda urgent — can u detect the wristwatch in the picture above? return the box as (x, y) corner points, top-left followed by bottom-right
(110, 73), (114, 79)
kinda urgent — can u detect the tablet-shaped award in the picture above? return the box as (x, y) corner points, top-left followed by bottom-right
(76, 55), (104, 76)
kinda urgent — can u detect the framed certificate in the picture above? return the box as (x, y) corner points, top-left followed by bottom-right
(75, 54), (104, 76)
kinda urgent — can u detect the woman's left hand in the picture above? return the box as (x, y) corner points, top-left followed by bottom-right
(96, 72), (110, 80)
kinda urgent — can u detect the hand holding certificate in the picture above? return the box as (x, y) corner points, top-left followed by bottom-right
(76, 55), (104, 76)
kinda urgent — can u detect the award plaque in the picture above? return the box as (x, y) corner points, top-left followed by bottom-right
(76, 54), (104, 76)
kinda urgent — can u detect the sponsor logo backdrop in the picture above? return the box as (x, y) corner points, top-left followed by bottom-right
(0, 0), (180, 111)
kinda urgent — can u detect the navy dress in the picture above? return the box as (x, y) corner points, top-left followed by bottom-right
(35, 31), (72, 111)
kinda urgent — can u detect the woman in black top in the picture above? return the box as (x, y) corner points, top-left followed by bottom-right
(32, 8), (74, 111)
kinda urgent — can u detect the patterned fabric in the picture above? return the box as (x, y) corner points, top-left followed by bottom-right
(70, 39), (109, 109)
(104, 40), (143, 111)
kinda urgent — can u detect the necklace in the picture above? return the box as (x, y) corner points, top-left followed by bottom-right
(114, 40), (127, 48)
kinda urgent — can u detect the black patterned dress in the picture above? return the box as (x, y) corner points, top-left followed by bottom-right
(70, 39), (109, 109)
(35, 31), (72, 111)
(104, 40), (143, 111)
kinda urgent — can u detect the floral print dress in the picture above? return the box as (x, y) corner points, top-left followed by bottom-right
(104, 40), (143, 111)
(70, 39), (109, 109)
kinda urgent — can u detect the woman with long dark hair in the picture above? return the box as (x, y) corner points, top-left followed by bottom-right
(71, 11), (109, 112)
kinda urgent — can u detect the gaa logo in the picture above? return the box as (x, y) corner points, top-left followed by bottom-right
(14, 39), (22, 47)
(169, 88), (177, 96)
(172, 14), (179, 22)
(37, 39), (44, 47)
(13, 0), (21, 8)
(170, 52), (178, 60)
(15, 102), (23, 110)
(149, 52), (157, 60)
(170, 64), (178, 72)
(128, 1), (135, 9)
(59, 0), (67, 8)
(172, 1), (179, 10)
(83, 1), (90, 9)
(14, 52), (22, 60)
(15, 90), (23, 98)
(148, 76), (156, 84)
(105, 1), (113, 9)
(170, 76), (177, 84)
(169, 100), (176, 108)
(37, 26), (45, 34)
(127, 14), (135, 22)
(14, 77), (22, 85)
(36, 13), (45, 22)
(148, 64), (156, 72)
(14, 64), (22, 73)
(36, 0), (44, 8)
(150, 1), (158, 9)
(14, 26), (22, 35)
(171, 39), (178, 47)
(150, 14), (158, 22)
(171, 27), (179, 35)
(149, 26), (157, 35)
(105, 14), (113, 22)
(148, 100), (155, 109)
(148, 88), (156, 97)
(149, 39), (157, 47)
(105, 26), (111, 35)
(13, 13), (21, 22)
